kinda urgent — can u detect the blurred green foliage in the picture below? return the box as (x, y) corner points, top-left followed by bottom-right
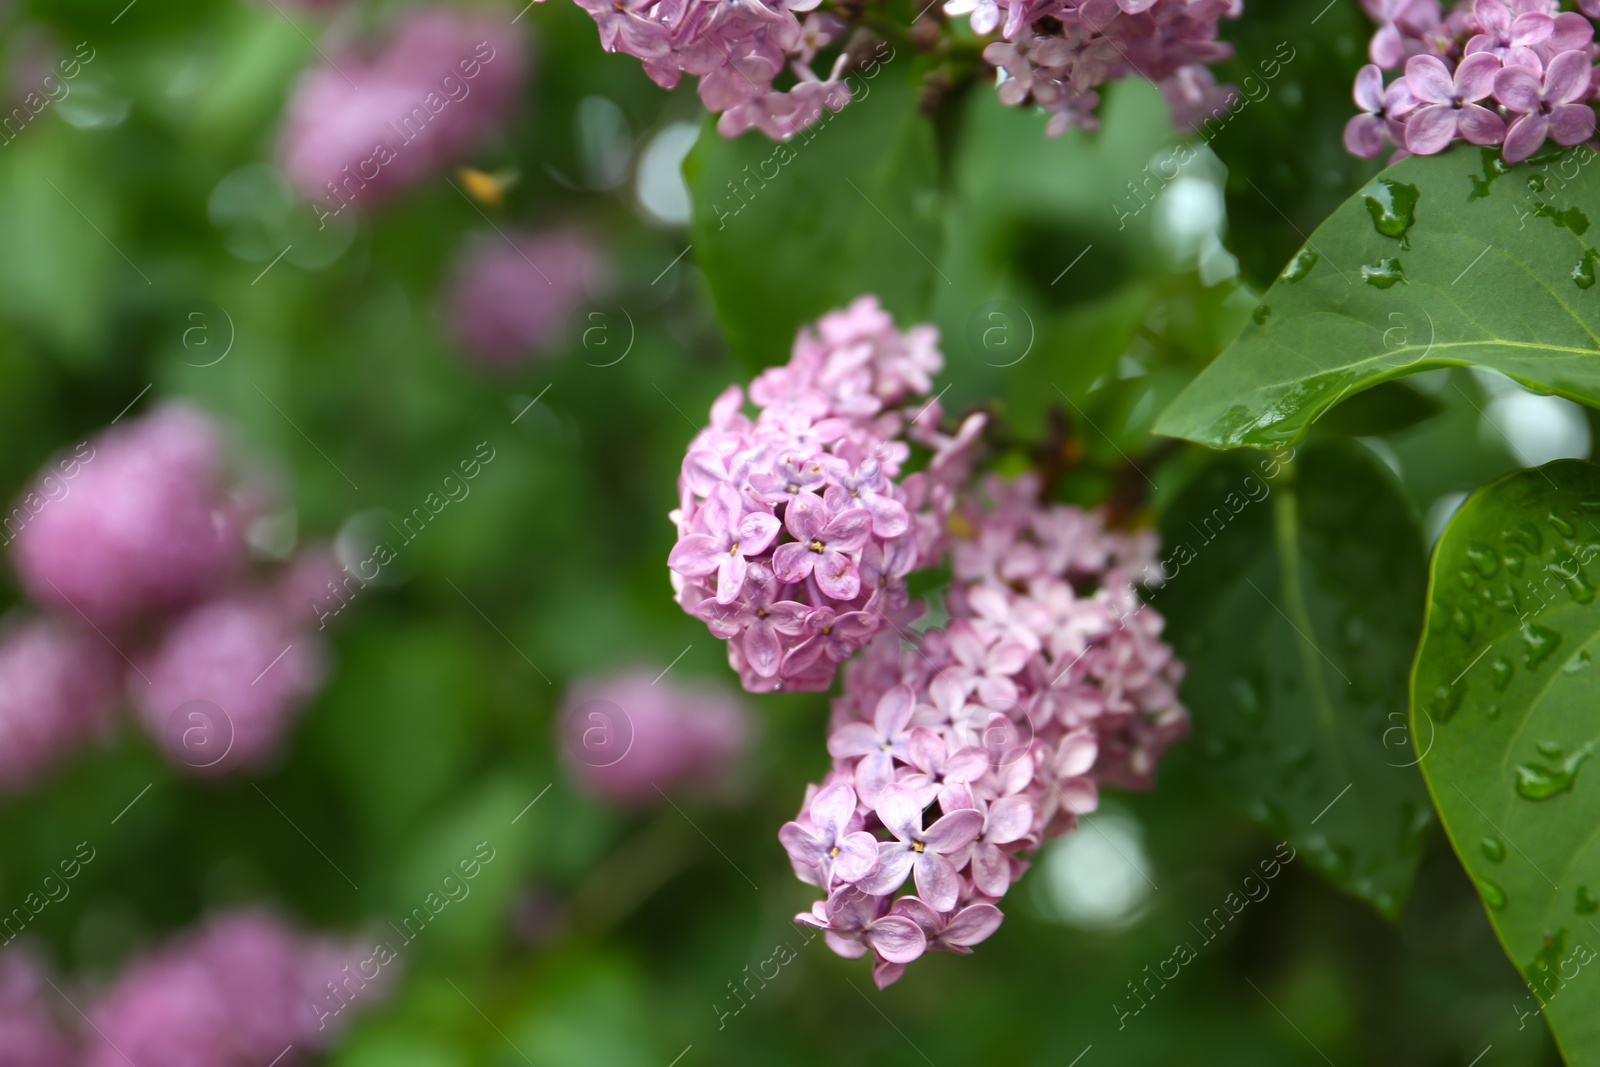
(0, 0), (1570, 1063)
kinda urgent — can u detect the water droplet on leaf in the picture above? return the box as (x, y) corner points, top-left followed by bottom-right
(1253, 304), (1271, 325)
(1361, 258), (1408, 289)
(1466, 542), (1502, 577)
(1578, 886), (1600, 915)
(1524, 624), (1562, 669)
(1479, 877), (1508, 910)
(1362, 179), (1420, 247)
(1491, 657), (1514, 691)
(1515, 741), (1594, 800)
(1281, 248), (1319, 282)
(1481, 836), (1506, 862)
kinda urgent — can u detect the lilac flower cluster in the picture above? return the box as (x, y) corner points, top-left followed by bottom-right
(444, 226), (610, 370)
(3, 404), (337, 786)
(563, 0), (854, 139)
(80, 910), (390, 1067)
(781, 472), (1187, 986)
(958, 0), (1242, 136)
(559, 668), (751, 805)
(280, 7), (528, 215)
(668, 295), (985, 694)
(1347, 0), (1599, 163)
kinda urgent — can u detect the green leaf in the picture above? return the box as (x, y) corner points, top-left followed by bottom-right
(1156, 441), (1432, 917)
(1309, 380), (1444, 438)
(1412, 460), (1600, 1063)
(684, 59), (942, 365)
(1155, 146), (1600, 448)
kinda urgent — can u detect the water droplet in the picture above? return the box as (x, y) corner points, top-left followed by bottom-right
(1481, 836), (1506, 862)
(1528, 174), (1548, 192)
(1281, 248), (1319, 282)
(1538, 740), (1566, 759)
(1428, 601), (1452, 633)
(1565, 650), (1592, 674)
(1578, 886), (1600, 915)
(1577, 252), (1597, 290)
(1253, 304), (1272, 325)
(1534, 201), (1591, 237)
(1550, 512), (1578, 539)
(1458, 569), (1480, 591)
(1466, 541), (1502, 577)
(1361, 257), (1408, 289)
(1524, 624), (1562, 669)
(1432, 683), (1465, 722)
(1504, 551), (1526, 576)
(1363, 178), (1420, 247)
(1453, 607), (1477, 640)
(1468, 147), (1514, 200)
(1515, 741), (1594, 800)
(1526, 929), (1569, 998)
(1486, 703), (1501, 719)
(1491, 657), (1514, 691)
(1507, 523), (1543, 554)
(1479, 877), (1508, 910)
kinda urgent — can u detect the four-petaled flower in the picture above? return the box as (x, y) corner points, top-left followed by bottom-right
(695, 564), (808, 678)
(1495, 49), (1597, 163)
(779, 781), (880, 888)
(1402, 52), (1506, 154)
(829, 685), (917, 805)
(796, 886), (928, 967)
(771, 495), (871, 600)
(669, 484), (782, 604)
(858, 785), (984, 912)
(968, 795), (1036, 896)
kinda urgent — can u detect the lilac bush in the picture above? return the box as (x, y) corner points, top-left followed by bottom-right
(670, 297), (1187, 985)
(1347, 0), (1598, 162)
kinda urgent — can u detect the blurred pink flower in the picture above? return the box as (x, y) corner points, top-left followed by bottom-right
(129, 589), (327, 776)
(10, 403), (247, 631)
(0, 618), (121, 792)
(444, 227), (610, 368)
(560, 668), (750, 805)
(83, 910), (391, 1067)
(0, 947), (75, 1067)
(280, 7), (530, 216)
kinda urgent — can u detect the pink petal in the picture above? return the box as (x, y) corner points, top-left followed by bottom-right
(814, 552), (861, 601)
(764, 600), (809, 634)
(865, 914), (927, 964)
(942, 903), (1004, 947)
(779, 822), (828, 868)
(828, 722), (881, 759)
(736, 511), (781, 555)
(875, 685), (916, 736)
(1458, 103), (1506, 145)
(823, 506), (872, 552)
(1405, 54), (1455, 104)
(971, 842), (1012, 897)
(912, 851), (962, 912)
(833, 830), (880, 883)
(1545, 49), (1594, 105)
(944, 747), (991, 783)
(783, 494), (827, 542)
(667, 534), (722, 577)
(1508, 11), (1553, 47)
(864, 494), (908, 537)
(889, 895), (942, 932)
(871, 958), (906, 989)
(922, 807), (984, 853)
(858, 844), (914, 895)
(1370, 22), (1404, 68)
(1551, 102), (1597, 145)
(1345, 113), (1388, 157)
(1502, 110), (1551, 162)
(1353, 64), (1386, 112)
(907, 727), (945, 774)
(853, 750), (897, 807)
(1455, 51), (1503, 101)
(877, 786), (924, 842)
(770, 541), (815, 584)
(744, 618), (781, 676)
(715, 552), (748, 604)
(811, 781), (858, 836)
(1057, 729), (1098, 777)
(987, 795), (1035, 843)
(1495, 63), (1544, 112)
(706, 483), (741, 537)
(1404, 103), (1460, 154)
